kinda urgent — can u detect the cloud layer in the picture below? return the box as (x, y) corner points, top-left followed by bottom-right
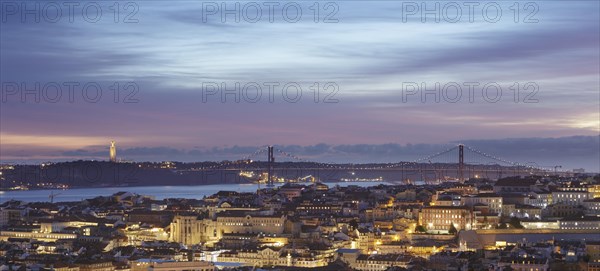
(1, 1), (599, 171)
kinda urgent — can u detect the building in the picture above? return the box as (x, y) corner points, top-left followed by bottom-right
(493, 178), (538, 194)
(588, 184), (600, 198)
(525, 191), (553, 209)
(217, 247), (293, 267)
(497, 257), (549, 271)
(433, 192), (461, 206)
(126, 210), (173, 226)
(474, 213), (501, 229)
(353, 254), (413, 271)
(589, 262), (600, 271)
(278, 184), (305, 200)
(521, 221), (560, 229)
(77, 261), (115, 271)
(355, 228), (378, 253)
(215, 211), (285, 238)
(408, 239), (445, 258)
(53, 263), (80, 271)
(170, 212), (286, 246)
(419, 206), (474, 233)
(461, 193), (502, 215)
(586, 241), (600, 262)
(376, 241), (411, 254)
(132, 260), (214, 271)
(0, 230), (77, 242)
(169, 214), (208, 246)
(559, 216), (600, 230)
(583, 198), (600, 216)
(109, 141), (117, 162)
(0, 207), (23, 225)
(542, 203), (584, 218)
(507, 204), (542, 219)
(552, 190), (593, 206)
(297, 203), (343, 215)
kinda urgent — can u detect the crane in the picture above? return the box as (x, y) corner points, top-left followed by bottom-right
(298, 175), (315, 183)
(419, 162), (435, 185)
(49, 191), (61, 203)
(429, 160), (441, 184)
(554, 165), (562, 175)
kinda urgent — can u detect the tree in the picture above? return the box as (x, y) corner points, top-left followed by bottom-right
(448, 224), (457, 234)
(509, 217), (524, 229)
(583, 254), (591, 262)
(349, 219), (359, 230)
(415, 225), (427, 233)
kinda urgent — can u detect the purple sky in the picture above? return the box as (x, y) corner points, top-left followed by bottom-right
(1, 1), (599, 171)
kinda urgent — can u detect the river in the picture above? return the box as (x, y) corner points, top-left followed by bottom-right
(0, 182), (389, 203)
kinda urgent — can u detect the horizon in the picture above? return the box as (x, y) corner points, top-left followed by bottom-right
(2, 134), (599, 172)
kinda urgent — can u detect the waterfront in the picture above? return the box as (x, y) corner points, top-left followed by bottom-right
(0, 181), (389, 203)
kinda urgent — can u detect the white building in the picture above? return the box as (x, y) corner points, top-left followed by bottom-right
(462, 193), (502, 215)
(583, 198), (600, 216)
(552, 191), (593, 206)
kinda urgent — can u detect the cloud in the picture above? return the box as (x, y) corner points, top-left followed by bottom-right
(1, 1), (598, 172)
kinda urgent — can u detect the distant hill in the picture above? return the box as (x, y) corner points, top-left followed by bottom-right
(0, 160), (546, 190)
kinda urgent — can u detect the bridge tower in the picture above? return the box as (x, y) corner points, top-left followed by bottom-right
(267, 146), (274, 187)
(458, 144), (464, 182)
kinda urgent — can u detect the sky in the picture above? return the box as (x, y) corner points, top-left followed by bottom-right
(1, 1), (599, 171)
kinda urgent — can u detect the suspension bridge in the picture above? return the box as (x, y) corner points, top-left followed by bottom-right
(175, 144), (562, 186)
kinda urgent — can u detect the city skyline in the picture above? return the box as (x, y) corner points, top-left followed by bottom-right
(1, 1), (600, 270)
(1, 135), (599, 172)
